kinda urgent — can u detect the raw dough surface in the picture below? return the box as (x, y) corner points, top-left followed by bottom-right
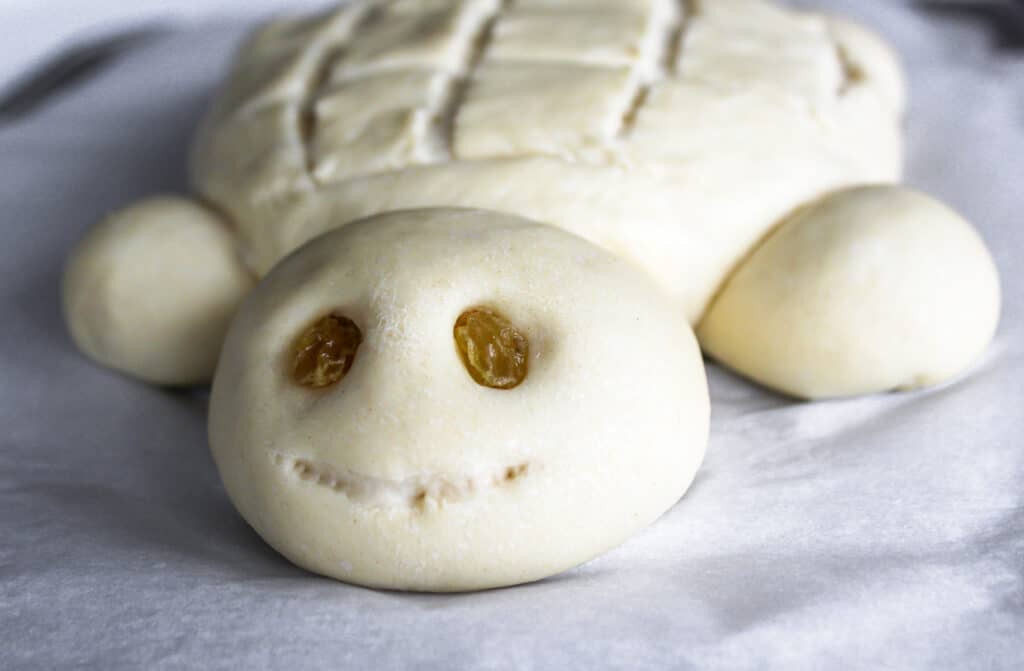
(63, 197), (253, 385)
(209, 208), (710, 591)
(191, 0), (905, 321)
(697, 186), (1002, 399)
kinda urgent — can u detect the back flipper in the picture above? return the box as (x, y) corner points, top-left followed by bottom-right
(697, 186), (1001, 400)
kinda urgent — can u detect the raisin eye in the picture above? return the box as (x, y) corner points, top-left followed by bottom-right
(454, 308), (528, 390)
(291, 315), (362, 388)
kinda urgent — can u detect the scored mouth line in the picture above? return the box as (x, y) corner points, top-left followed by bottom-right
(272, 452), (530, 511)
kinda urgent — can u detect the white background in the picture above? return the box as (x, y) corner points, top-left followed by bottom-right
(0, 0), (331, 89)
(1, 1), (1021, 669)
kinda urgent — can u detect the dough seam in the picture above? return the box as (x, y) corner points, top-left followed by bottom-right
(832, 38), (863, 97)
(617, 0), (692, 139)
(299, 5), (384, 177)
(431, 0), (509, 160)
(274, 452), (531, 511)
(301, 0), (509, 184)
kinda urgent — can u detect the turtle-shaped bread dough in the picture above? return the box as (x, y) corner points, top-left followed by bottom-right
(62, 0), (1001, 589)
(210, 208), (709, 591)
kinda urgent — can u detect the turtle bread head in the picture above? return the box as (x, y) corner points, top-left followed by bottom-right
(209, 208), (709, 591)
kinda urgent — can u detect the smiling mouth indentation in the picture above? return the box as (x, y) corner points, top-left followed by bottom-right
(272, 453), (530, 511)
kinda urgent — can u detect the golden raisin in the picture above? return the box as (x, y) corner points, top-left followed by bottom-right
(291, 314), (362, 388)
(454, 308), (528, 389)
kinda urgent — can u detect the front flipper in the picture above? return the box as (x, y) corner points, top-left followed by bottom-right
(63, 197), (254, 385)
(697, 186), (1001, 400)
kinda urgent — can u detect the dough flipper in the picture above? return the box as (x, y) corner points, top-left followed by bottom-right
(63, 197), (254, 385)
(696, 186), (1001, 400)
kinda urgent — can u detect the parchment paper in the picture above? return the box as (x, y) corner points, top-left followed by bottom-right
(1, 2), (1021, 669)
